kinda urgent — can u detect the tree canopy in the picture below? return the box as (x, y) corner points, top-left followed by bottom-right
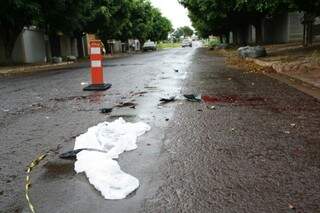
(0, 0), (173, 60)
(0, 0), (40, 58)
(87, 0), (172, 43)
(179, 0), (320, 45)
(172, 26), (194, 39)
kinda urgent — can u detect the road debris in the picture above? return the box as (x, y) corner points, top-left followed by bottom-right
(59, 148), (108, 160)
(100, 108), (113, 114)
(184, 94), (201, 102)
(207, 105), (216, 110)
(288, 204), (296, 210)
(160, 96), (176, 104)
(174, 69), (179, 72)
(73, 118), (151, 200)
(144, 86), (157, 89)
(133, 91), (148, 96)
(50, 95), (88, 102)
(131, 91), (148, 96)
(115, 102), (137, 108)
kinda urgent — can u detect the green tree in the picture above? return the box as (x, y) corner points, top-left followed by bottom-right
(147, 8), (173, 41)
(287, 0), (320, 46)
(36, 0), (92, 56)
(85, 0), (173, 44)
(181, 26), (194, 37)
(172, 28), (184, 39)
(172, 26), (194, 39)
(85, 0), (132, 44)
(0, 0), (40, 61)
(180, 0), (289, 44)
(129, 0), (153, 42)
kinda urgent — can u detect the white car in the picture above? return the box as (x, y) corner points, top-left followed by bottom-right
(181, 39), (192, 47)
(143, 41), (157, 51)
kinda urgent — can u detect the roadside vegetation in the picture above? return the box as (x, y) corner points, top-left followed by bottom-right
(204, 37), (220, 49)
(157, 42), (181, 49)
(172, 26), (194, 39)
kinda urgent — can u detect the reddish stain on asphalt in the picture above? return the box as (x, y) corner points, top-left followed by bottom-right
(202, 95), (266, 106)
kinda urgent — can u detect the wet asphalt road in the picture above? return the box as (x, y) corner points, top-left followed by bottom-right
(1, 45), (320, 213)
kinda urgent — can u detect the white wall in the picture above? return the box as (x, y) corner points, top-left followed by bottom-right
(247, 25), (256, 43)
(263, 13), (289, 43)
(11, 29), (47, 63)
(1, 28), (81, 64)
(288, 12), (304, 42)
(23, 29), (46, 63)
(71, 38), (78, 57)
(60, 35), (71, 57)
(60, 36), (78, 57)
(11, 32), (25, 63)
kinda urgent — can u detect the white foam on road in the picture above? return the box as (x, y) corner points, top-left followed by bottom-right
(74, 118), (151, 200)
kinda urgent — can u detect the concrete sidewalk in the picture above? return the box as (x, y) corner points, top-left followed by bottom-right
(217, 43), (320, 91)
(246, 57), (320, 89)
(0, 61), (86, 77)
(0, 53), (131, 77)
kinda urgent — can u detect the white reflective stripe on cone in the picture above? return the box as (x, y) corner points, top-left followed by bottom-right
(91, 47), (101, 55)
(91, 60), (102, 68)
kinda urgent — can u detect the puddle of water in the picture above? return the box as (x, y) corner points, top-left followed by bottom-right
(42, 161), (75, 179)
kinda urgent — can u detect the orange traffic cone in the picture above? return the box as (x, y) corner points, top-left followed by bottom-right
(83, 40), (112, 91)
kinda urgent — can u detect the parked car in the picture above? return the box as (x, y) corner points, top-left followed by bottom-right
(143, 41), (157, 51)
(181, 39), (192, 47)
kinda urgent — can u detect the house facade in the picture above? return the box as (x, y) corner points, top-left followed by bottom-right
(0, 26), (143, 64)
(0, 26), (87, 64)
(229, 12), (320, 45)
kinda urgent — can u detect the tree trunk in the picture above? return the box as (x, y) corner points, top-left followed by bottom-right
(49, 35), (61, 57)
(76, 36), (84, 58)
(303, 22), (313, 47)
(232, 30), (238, 45)
(3, 40), (15, 62)
(237, 27), (245, 46)
(303, 24), (306, 47)
(225, 33), (230, 44)
(255, 22), (263, 44)
(0, 28), (20, 63)
(219, 35), (223, 43)
(302, 13), (315, 47)
(308, 22), (313, 46)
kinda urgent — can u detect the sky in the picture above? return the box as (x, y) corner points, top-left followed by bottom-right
(150, 0), (192, 29)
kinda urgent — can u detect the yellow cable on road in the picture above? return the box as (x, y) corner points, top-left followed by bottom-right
(25, 153), (47, 213)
